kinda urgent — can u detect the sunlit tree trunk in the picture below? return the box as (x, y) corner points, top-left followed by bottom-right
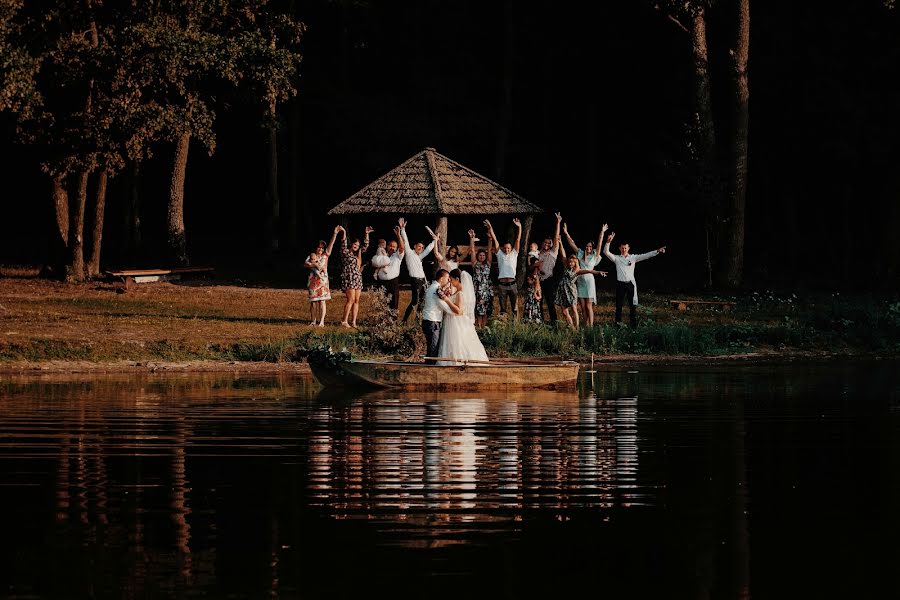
(66, 171), (89, 282)
(719, 0), (750, 288)
(167, 132), (191, 266)
(87, 169), (108, 277)
(65, 1), (98, 282)
(42, 175), (70, 279)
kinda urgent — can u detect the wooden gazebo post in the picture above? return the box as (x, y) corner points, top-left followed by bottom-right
(435, 216), (448, 255)
(516, 214), (534, 287)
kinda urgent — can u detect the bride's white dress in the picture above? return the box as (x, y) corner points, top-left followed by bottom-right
(437, 272), (489, 366)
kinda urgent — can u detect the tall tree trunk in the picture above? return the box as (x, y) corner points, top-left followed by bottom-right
(66, 171), (90, 282)
(168, 132), (191, 267)
(42, 174), (70, 279)
(494, 0), (514, 183)
(265, 101), (280, 253)
(691, 7), (722, 288)
(720, 0), (750, 288)
(62, 0), (98, 282)
(87, 169), (108, 277)
(285, 103), (298, 250)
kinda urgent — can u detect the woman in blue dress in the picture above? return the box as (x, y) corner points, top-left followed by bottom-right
(562, 222), (607, 327)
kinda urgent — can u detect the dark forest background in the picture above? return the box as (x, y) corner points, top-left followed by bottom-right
(1, 1), (898, 291)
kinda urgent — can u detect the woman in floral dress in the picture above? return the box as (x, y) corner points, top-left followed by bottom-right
(469, 228), (494, 327)
(304, 226), (340, 327)
(555, 246), (607, 329)
(338, 225), (372, 328)
(562, 222), (607, 327)
(522, 272), (543, 323)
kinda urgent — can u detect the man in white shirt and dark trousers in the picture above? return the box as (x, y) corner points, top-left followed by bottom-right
(602, 231), (665, 327)
(398, 217), (435, 323)
(375, 226), (405, 314)
(537, 213), (562, 322)
(487, 217), (521, 319)
(421, 269), (455, 363)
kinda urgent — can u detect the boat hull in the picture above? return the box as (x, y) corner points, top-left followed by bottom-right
(309, 359), (579, 390)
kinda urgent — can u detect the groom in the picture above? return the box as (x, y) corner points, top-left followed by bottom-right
(421, 269), (453, 364)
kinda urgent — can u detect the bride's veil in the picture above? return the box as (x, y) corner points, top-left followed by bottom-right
(460, 271), (476, 324)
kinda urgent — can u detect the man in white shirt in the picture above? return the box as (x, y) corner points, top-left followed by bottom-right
(602, 230), (666, 327)
(421, 269), (455, 363)
(487, 217), (522, 319)
(398, 217), (435, 323)
(537, 212), (562, 322)
(375, 226), (405, 314)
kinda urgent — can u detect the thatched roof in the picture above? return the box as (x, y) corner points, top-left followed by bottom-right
(328, 148), (543, 215)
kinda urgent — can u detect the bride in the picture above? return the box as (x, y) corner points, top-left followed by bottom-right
(437, 269), (490, 365)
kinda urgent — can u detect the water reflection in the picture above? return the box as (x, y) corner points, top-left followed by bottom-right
(0, 363), (897, 599)
(304, 388), (642, 531)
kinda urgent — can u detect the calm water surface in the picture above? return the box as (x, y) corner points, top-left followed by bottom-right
(1, 362), (898, 599)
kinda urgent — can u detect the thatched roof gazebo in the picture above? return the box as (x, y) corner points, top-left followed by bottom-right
(328, 147), (543, 254)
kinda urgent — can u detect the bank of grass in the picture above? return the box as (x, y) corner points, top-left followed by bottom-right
(0, 274), (897, 363)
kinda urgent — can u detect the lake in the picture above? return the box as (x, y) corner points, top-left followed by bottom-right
(1, 361), (898, 599)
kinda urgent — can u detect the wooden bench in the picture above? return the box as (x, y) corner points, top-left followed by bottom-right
(670, 299), (736, 312)
(107, 267), (214, 291)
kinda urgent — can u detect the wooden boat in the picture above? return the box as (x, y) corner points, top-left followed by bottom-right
(309, 357), (580, 390)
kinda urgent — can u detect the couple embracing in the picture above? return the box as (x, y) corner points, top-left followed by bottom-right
(421, 268), (489, 365)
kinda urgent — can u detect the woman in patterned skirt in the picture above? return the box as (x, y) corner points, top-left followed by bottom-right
(338, 225), (373, 328)
(469, 228), (494, 327)
(555, 247), (607, 329)
(522, 272), (543, 323)
(304, 226), (340, 327)
(562, 221), (607, 327)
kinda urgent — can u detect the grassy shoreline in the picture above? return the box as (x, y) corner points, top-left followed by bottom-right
(1, 275), (897, 367)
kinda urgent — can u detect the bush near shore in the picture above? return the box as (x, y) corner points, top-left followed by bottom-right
(0, 275), (897, 363)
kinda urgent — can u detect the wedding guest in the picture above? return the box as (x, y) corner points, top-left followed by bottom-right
(429, 226), (461, 272)
(374, 226), (405, 313)
(603, 231), (666, 327)
(304, 226), (340, 327)
(338, 225), (373, 328)
(487, 217), (521, 320)
(522, 272), (543, 324)
(555, 251), (607, 329)
(537, 212), (562, 322)
(562, 222), (607, 327)
(399, 218), (435, 323)
(469, 227), (494, 327)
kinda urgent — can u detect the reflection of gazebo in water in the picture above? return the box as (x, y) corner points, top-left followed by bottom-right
(328, 147), (544, 278)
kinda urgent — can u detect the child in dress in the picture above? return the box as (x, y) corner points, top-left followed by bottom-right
(522, 272), (543, 323)
(527, 242), (541, 274)
(370, 238), (389, 280)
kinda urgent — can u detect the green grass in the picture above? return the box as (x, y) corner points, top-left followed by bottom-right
(2, 298), (897, 364)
